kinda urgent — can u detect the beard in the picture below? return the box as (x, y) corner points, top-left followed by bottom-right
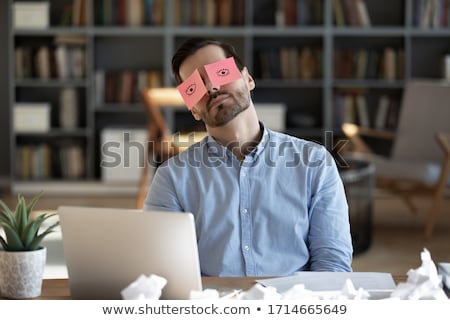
(200, 89), (251, 127)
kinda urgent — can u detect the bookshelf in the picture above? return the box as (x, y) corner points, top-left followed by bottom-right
(8, 0), (450, 192)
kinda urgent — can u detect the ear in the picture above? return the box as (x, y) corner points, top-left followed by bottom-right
(191, 108), (202, 121)
(242, 67), (255, 91)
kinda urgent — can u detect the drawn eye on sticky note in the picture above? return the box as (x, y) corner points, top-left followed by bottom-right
(204, 57), (241, 87)
(177, 69), (207, 110)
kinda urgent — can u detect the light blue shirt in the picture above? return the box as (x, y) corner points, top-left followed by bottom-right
(144, 127), (353, 276)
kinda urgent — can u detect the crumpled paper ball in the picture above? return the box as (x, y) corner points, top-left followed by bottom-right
(340, 278), (371, 300)
(390, 248), (448, 300)
(190, 288), (220, 300)
(281, 284), (320, 300)
(121, 274), (167, 300)
(240, 283), (282, 300)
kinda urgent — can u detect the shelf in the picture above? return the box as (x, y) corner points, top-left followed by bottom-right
(9, 0), (450, 188)
(15, 129), (90, 138)
(332, 27), (406, 36)
(15, 79), (88, 87)
(12, 180), (140, 196)
(13, 27), (90, 36)
(92, 26), (167, 36)
(256, 79), (324, 88)
(251, 27), (326, 36)
(95, 105), (145, 113)
(333, 80), (405, 88)
(408, 28), (450, 36)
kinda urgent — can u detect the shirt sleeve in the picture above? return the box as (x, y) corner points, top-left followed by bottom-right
(307, 147), (353, 272)
(143, 165), (183, 212)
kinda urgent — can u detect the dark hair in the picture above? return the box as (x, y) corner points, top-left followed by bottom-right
(171, 37), (245, 84)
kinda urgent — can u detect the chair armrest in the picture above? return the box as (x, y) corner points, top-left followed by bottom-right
(435, 132), (450, 156)
(433, 132), (450, 189)
(342, 123), (396, 154)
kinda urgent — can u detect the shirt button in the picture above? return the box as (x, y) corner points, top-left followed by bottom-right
(241, 172), (247, 177)
(244, 245), (250, 251)
(242, 208), (248, 214)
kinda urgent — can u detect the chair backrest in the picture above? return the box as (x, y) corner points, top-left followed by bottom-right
(391, 81), (450, 164)
(141, 87), (186, 142)
(136, 87), (203, 209)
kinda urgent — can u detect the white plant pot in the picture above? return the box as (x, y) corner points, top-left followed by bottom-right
(0, 247), (46, 299)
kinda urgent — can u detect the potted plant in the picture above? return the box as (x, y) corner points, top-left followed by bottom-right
(0, 192), (59, 299)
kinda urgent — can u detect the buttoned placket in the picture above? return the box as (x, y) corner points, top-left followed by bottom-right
(239, 155), (256, 276)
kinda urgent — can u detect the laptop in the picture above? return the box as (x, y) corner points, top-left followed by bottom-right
(57, 206), (202, 299)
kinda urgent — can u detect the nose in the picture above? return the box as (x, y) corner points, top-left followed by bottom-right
(208, 87), (219, 95)
(205, 79), (220, 95)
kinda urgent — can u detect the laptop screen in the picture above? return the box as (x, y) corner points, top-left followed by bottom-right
(58, 206), (202, 299)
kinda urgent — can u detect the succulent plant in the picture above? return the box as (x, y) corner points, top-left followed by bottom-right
(0, 192), (59, 251)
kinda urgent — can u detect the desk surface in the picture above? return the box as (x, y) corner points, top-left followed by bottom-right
(39, 276), (408, 300)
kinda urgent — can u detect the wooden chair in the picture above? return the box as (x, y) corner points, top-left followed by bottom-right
(136, 87), (207, 209)
(341, 81), (450, 239)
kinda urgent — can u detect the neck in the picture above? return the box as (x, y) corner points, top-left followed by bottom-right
(207, 107), (262, 161)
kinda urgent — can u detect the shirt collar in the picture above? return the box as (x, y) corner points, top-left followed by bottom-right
(204, 122), (270, 161)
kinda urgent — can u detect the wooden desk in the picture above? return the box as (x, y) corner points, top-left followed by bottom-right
(39, 276), (408, 300)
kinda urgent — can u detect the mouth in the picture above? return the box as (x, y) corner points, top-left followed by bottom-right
(207, 93), (229, 111)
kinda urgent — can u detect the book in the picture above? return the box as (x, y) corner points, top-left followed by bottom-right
(279, 47), (291, 79)
(127, 0), (144, 26)
(152, 0), (164, 25)
(95, 70), (105, 106)
(72, 0), (81, 26)
(343, 94), (355, 124)
(59, 88), (79, 129)
(118, 71), (135, 104)
(355, 0), (371, 26)
(205, 0), (217, 26)
(355, 94), (370, 127)
(382, 47), (396, 81)
(283, 0), (297, 26)
(374, 94), (390, 129)
(15, 47), (24, 79)
(288, 47), (299, 79)
(355, 48), (368, 79)
(55, 45), (69, 79)
(296, 0), (310, 26)
(60, 145), (85, 179)
(333, 0), (346, 26)
(143, 0), (154, 25)
(136, 70), (149, 101)
(14, 103), (51, 133)
(342, 0), (359, 26)
(71, 47), (85, 78)
(217, 0), (233, 26)
(298, 46), (315, 80)
(35, 46), (51, 79)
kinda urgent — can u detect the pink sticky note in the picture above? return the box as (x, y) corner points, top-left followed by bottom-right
(177, 69), (207, 110)
(204, 57), (241, 87)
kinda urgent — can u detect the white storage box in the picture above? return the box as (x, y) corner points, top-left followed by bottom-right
(14, 103), (51, 133)
(101, 129), (147, 182)
(13, 2), (50, 29)
(255, 103), (287, 131)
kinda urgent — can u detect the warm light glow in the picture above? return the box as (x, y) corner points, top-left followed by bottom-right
(147, 88), (185, 106)
(342, 122), (359, 137)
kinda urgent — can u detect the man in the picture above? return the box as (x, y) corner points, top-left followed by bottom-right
(144, 37), (353, 276)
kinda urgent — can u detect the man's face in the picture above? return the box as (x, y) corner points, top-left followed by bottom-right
(178, 45), (255, 127)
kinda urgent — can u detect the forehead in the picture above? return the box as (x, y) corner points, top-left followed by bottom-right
(179, 45), (227, 81)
